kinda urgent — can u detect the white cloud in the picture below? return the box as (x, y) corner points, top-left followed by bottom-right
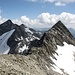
(26, 0), (75, 3)
(25, 0), (75, 6)
(43, 0), (75, 6)
(55, 2), (65, 6)
(12, 19), (22, 25)
(57, 0), (75, 3)
(21, 16), (30, 23)
(43, 0), (75, 3)
(21, 16), (31, 26)
(0, 16), (7, 24)
(12, 12), (75, 29)
(0, 12), (75, 29)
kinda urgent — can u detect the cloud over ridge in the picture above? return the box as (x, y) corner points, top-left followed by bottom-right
(0, 12), (75, 29)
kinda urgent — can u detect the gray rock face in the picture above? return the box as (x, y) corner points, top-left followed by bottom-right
(32, 21), (75, 53)
(39, 21), (75, 46)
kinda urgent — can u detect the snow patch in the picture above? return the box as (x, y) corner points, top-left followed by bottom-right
(32, 35), (40, 40)
(19, 45), (29, 53)
(25, 37), (30, 42)
(51, 42), (75, 75)
(45, 65), (50, 70)
(15, 36), (23, 41)
(0, 29), (15, 54)
(25, 28), (33, 34)
(25, 36), (40, 42)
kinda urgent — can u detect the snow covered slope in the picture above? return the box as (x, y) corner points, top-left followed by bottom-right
(0, 29), (15, 54)
(51, 42), (75, 75)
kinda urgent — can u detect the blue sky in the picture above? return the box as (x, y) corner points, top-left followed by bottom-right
(0, 0), (75, 29)
(0, 0), (75, 19)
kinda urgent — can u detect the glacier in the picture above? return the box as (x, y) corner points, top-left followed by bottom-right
(0, 29), (15, 54)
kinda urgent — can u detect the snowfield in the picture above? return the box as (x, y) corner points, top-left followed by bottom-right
(0, 29), (15, 54)
(51, 42), (75, 75)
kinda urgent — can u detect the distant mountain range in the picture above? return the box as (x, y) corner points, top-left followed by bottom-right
(0, 20), (75, 75)
(36, 27), (75, 37)
(68, 28), (75, 37)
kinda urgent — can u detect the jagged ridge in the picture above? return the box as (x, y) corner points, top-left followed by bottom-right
(0, 20), (41, 55)
(31, 21), (75, 75)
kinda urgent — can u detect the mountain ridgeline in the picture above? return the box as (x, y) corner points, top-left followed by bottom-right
(30, 21), (75, 75)
(0, 20), (75, 75)
(31, 20), (75, 57)
(0, 20), (41, 54)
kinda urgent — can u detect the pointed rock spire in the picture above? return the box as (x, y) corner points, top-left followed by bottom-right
(4, 19), (13, 25)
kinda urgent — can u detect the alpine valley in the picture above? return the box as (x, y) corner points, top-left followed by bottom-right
(0, 20), (75, 75)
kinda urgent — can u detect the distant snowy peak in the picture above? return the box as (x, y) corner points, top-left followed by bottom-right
(25, 28), (33, 34)
(20, 24), (36, 33)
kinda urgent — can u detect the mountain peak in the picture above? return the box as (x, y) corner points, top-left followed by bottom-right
(20, 24), (27, 28)
(57, 20), (62, 24)
(52, 20), (65, 29)
(5, 19), (13, 24)
(40, 21), (75, 47)
(55, 20), (63, 24)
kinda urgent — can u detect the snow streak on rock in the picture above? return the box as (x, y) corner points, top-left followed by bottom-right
(0, 29), (15, 54)
(25, 28), (33, 34)
(19, 45), (29, 53)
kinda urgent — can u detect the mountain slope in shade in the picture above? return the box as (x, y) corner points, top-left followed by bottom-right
(31, 21), (75, 75)
(0, 20), (41, 55)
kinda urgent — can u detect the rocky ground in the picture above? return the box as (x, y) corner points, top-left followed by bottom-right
(0, 54), (61, 75)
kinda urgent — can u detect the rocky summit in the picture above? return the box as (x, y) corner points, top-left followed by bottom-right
(31, 21), (75, 75)
(0, 20), (75, 75)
